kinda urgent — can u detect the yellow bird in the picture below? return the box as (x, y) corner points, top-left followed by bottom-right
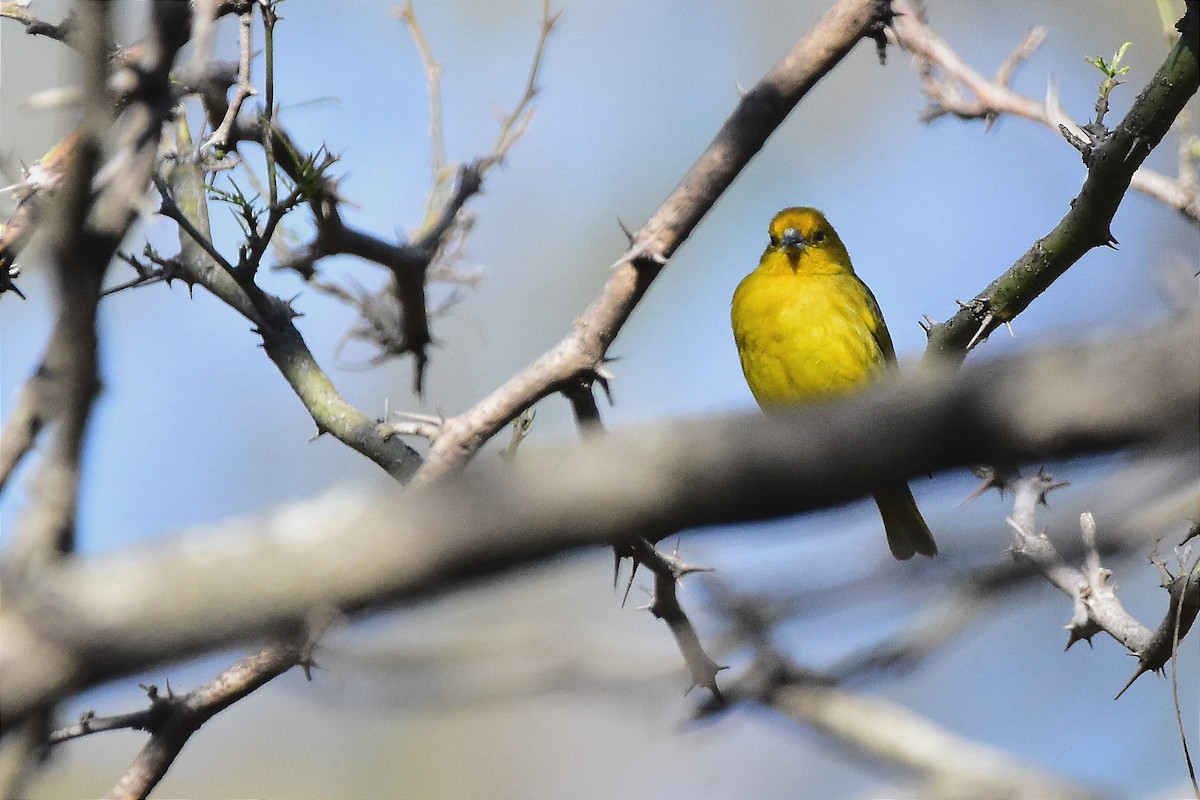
(731, 207), (937, 560)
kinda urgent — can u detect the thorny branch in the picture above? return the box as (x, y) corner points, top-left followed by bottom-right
(1004, 470), (1200, 697)
(1, 4), (554, 793)
(908, 0), (1199, 364)
(625, 539), (724, 699)
(2, 2), (1196, 796)
(100, 641), (308, 800)
(271, 2), (556, 396)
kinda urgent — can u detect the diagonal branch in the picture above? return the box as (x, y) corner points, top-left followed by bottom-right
(101, 641), (306, 800)
(156, 117), (424, 482)
(917, 1), (1199, 365)
(411, 0), (894, 484)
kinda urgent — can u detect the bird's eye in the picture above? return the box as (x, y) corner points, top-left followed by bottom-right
(813, 230), (826, 242)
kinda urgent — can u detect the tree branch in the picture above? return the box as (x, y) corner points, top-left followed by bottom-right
(917, 0), (1199, 365)
(412, 0), (893, 484)
(154, 117), (424, 482)
(704, 649), (1098, 800)
(890, 0), (1199, 223)
(1006, 470), (1200, 698)
(101, 641), (305, 800)
(1, 312), (1194, 725)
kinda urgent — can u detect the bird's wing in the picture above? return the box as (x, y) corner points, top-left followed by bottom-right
(859, 279), (898, 367)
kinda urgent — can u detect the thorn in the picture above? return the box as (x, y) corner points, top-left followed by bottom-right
(1058, 122), (1090, 155)
(412, 351), (428, 398)
(609, 241), (644, 271)
(1113, 660), (1151, 700)
(622, 561), (638, 608)
(965, 311), (994, 351)
(592, 365), (616, 405)
(616, 217), (634, 244)
(959, 465), (1016, 507)
(1064, 632), (1091, 651)
(1034, 466), (1071, 505)
(1004, 320), (1015, 337)
(300, 657), (320, 681)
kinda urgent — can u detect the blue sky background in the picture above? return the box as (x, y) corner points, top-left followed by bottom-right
(2, 2), (1197, 798)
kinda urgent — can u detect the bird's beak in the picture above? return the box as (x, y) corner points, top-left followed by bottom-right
(779, 227), (806, 252)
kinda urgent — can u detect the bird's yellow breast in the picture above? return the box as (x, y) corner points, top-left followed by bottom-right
(731, 265), (888, 408)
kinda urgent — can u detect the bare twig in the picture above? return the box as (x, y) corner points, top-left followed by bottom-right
(0, 2), (77, 46)
(476, 0), (557, 173)
(102, 641), (307, 800)
(890, 0), (1200, 223)
(273, 3), (554, 396)
(395, 0), (448, 208)
(703, 649), (1098, 800)
(628, 539), (724, 700)
(201, 6), (256, 152)
(1007, 475), (1149, 652)
(1114, 549), (1200, 698)
(1166, 545), (1200, 796)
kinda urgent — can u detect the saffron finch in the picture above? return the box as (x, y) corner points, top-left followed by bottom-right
(731, 207), (937, 560)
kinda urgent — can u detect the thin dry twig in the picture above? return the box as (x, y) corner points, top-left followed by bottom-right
(102, 641), (308, 800)
(395, 0), (448, 217)
(700, 648), (1097, 800)
(1165, 544), (1200, 796)
(201, 6), (256, 152)
(890, 0), (1199, 223)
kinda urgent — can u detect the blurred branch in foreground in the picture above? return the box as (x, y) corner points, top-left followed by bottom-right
(1, 310), (1196, 725)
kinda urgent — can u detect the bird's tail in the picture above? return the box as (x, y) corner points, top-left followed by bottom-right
(874, 484), (937, 560)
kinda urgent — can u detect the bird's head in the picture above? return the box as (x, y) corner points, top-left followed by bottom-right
(767, 207), (852, 272)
